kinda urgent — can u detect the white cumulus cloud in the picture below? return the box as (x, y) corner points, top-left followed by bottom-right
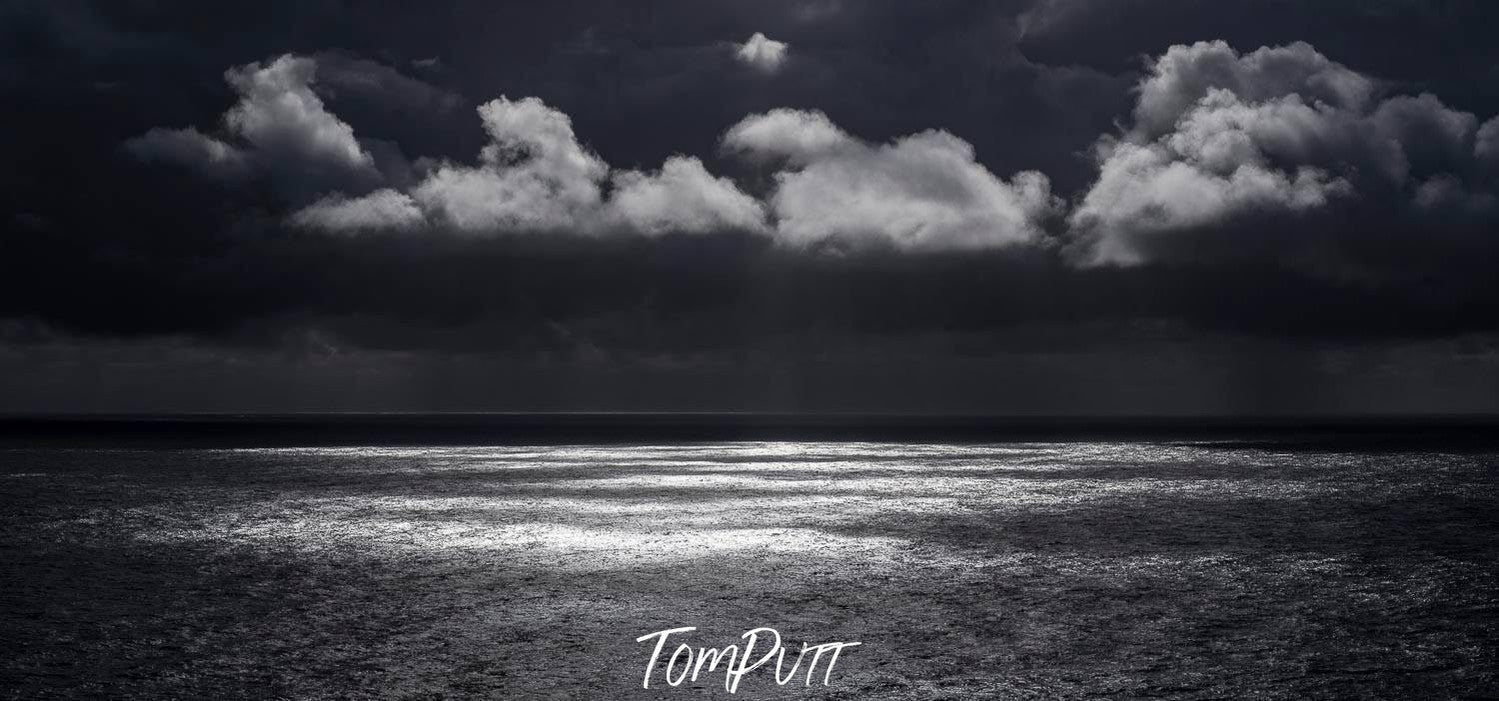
(734, 32), (790, 73)
(222, 55), (376, 177)
(725, 109), (1058, 251)
(292, 96), (765, 238)
(1131, 40), (1375, 139)
(721, 108), (851, 164)
(411, 96), (608, 232)
(607, 156), (767, 235)
(125, 54), (381, 199)
(1069, 40), (1499, 267)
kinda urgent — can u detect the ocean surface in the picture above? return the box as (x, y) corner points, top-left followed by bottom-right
(1, 419), (1496, 698)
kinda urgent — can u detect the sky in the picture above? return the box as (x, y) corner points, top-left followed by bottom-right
(3, 0), (1499, 414)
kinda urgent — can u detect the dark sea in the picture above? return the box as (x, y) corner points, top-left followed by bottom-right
(1, 416), (1495, 699)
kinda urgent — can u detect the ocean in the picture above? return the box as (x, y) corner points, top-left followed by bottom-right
(1, 417), (1495, 698)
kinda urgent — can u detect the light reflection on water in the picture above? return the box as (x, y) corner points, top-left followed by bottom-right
(2, 441), (1496, 698)
(134, 444), (1346, 567)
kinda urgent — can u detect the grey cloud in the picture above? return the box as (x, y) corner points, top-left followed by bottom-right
(724, 109), (1058, 251)
(293, 95), (764, 237)
(720, 108), (851, 164)
(411, 95), (609, 232)
(1069, 135), (1350, 266)
(290, 189), (426, 232)
(792, 0), (843, 23)
(1474, 115), (1499, 164)
(126, 54), (384, 201)
(293, 97), (1057, 250)
(1131, 41), (1375, 138)
(1369, 93), (1481, 181)
(124, 126), (249, 180)
(607, 156), (767, 235)
(222, 55), (380, 189)
(311, 52), (463, 117)
(1068, 40), (1499, 273)
(733, 32), (790, 73)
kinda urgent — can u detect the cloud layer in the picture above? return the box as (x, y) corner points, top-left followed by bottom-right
(92, 37), (1499, 358)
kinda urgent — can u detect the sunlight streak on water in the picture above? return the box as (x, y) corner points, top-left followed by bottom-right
(124, 443), (1346, 569)
(3, 440), (1495, 698)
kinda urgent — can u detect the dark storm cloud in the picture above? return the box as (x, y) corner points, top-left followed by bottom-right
(5, 0), (1499, 413)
